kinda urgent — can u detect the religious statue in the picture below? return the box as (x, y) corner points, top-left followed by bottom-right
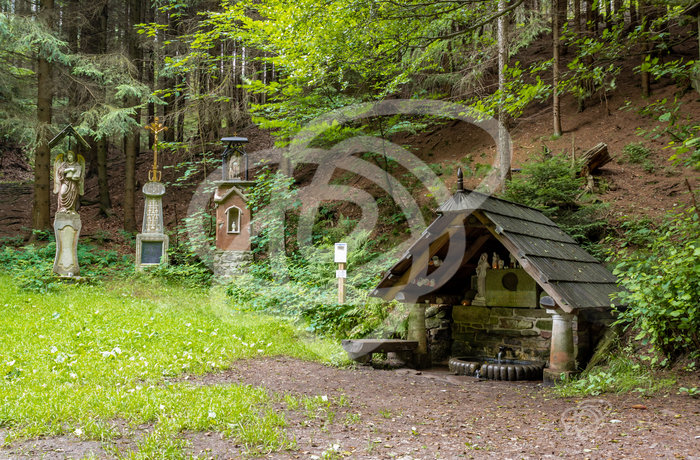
(228, 154), (241, 180)
(492, 252), (500, 270)
(472, 252), (489, 306)
(509, 253), (517, 269)
(53, 150), (85, 214)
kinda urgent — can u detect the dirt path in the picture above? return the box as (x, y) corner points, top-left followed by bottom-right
(2, 357), (698, 460)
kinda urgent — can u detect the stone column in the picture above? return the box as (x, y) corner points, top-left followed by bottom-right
(53, 212), (82, 276)
(407, 303), (431, 369)
(544, 308), (577, 382)
(135, 181), (169, 271)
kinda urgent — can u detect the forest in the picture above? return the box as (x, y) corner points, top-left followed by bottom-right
(1, 0), (700, 457)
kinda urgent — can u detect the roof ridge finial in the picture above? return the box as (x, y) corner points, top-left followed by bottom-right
(457, 167), (464, 192)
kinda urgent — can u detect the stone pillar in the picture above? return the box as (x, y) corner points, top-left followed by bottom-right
(544, 309), (578, 382)
(53, 212), (81, 276)
(407, 303), (431, 369)
(135, 181), (169, 271)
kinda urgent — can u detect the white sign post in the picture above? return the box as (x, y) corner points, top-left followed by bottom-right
(335, 243), (347, 304)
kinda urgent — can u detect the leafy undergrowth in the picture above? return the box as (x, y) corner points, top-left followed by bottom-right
(0, 241), (133, 292)
(0, 275), (348, 457)
(554, 350), (678, 398)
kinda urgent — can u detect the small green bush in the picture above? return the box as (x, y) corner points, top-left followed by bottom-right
(502, 151), (608, 258)
(612, 207), (700, 358)
(623, 143), (652, 164)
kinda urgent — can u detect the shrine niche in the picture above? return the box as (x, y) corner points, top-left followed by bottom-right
(213, 137), (255, 279)
(225, 206), (241, 234)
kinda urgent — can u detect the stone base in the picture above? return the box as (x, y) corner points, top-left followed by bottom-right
(471, 297), (486, 306)
(55, 275), (88, 284)
(213, 250), (252, 281)
(53, 212), (81, 276)
(543, 368), (580, 384)
(135, 233), (169, 271)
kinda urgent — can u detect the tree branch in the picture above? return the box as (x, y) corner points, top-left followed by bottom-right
(413, 0), (525, 44)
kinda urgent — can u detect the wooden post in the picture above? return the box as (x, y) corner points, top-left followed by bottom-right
(571, 133), (576, 167)
(338, 262), (346, 304)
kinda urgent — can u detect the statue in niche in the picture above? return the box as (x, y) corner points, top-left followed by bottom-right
(53, 150), (85, 214)
(472, 252), (489, 306)
(492, 252), (501, 270)
(228, 153), (241, 180)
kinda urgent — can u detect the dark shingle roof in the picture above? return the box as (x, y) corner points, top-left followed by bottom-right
(372, 185), (624, 312)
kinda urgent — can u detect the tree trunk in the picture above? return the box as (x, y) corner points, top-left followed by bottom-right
(640, 0), (651, 97)
(123, 0), (142, 232)
(574, 0), (581, 34)
(630, 0), (638, 27)
(553, 0), (563, 137)
(613, 0), (622, 25)
(31, 0), (54, 235)
(97, 137), (112, 216)
(498, 0), (511, 190)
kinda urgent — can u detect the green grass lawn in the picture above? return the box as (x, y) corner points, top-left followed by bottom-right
(0, 274), (347, 458)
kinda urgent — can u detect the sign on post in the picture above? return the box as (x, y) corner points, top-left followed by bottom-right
(335, 243), (347, 303)
(334, 243), (347, 263)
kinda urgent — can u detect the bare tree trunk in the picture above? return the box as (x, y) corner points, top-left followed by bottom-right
(553, 0), (563, 136)
(31, 0), (54, 235)
(613, 0), (622, 25)
(498, 0), (511, 189)
(574, 0), (581, 33)
(630, 0), (638, 27)
(640, 0), (650, 97)
(97, 137), (112, 216)
(96, 2), (111, 216)
(123, 0), (142, 232)
(145, 5), (155, 148)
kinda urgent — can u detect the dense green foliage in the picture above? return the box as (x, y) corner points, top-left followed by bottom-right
(0, 239), (131, 292)
(612, 207), (700, 359)
(0, 274), (344, 455)
(0, 231), (213, 292)
(226, 167), (404, 339)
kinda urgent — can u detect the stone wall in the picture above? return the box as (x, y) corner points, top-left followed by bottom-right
(425, 305), (452, 363)
(213, 250), (252, 281)
(451, 305), (552, 362)
(447, 305), (609, 367)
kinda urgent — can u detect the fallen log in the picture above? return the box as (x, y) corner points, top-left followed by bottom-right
(579, 142), (611, 177)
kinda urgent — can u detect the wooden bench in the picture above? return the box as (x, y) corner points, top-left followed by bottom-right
(341, 339), (419, 364)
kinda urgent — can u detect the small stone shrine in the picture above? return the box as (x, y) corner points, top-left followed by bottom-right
(371, 168), (624, 380)
(212, 137), (255, 279)
(135, 118), (169, 270)
(50, 125), (90, 277)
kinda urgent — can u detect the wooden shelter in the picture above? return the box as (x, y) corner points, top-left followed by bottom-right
(370, 169), (623, 373)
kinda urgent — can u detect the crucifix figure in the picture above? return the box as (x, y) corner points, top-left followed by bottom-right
(144, 117), (168, 182)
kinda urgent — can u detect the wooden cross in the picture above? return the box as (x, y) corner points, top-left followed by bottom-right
(144, 117), (168, 182)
